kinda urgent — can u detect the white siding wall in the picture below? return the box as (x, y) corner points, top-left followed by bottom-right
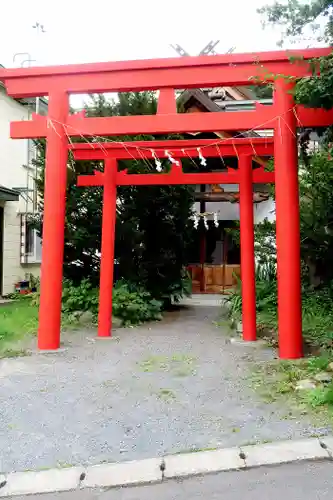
(2, 202), (40, 294)
(0, 88), (41, 295)
(254, 199), (275, 224)
(0, 88), (30, 189)
(194, 201), (240, 220)
(194, 197), (276, 223)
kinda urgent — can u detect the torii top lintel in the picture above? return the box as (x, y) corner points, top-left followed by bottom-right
(0, 48), (331, 98)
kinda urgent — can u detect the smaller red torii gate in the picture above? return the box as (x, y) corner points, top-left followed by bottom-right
(73, 138), (275, 344)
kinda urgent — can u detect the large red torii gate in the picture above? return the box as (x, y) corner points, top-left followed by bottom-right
(0, 47), (332, 359)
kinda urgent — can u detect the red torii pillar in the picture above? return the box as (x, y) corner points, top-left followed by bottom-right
(274, 79), (302, 359)
(38, 91), (69, 350)
(239, 155), (256, 341)
(98, 159), (117, 337)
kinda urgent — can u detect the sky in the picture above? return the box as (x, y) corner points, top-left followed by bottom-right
(0, 0), (325, 108)
(0, 0), (323, 69)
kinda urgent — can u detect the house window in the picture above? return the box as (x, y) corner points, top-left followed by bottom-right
(25, 221), (34, 255)
(21, 216), (42, 264)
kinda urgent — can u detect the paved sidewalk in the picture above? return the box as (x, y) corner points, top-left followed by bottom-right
(0, 304), (330, 473)
(12, 461), (333, 499)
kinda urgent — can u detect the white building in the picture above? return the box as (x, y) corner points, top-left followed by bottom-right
(0, 77), (44, 295)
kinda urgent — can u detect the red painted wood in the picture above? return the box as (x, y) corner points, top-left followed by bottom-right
(10, 106), (333, 139)
(274, 79), (303, 359)
(1, 48), (329, 78)
(1, 48), (330, 97)
(72, 141), (274, 160)
(239, 155), (256, 341)
(72, 145), (274, 160)
(37, 91), (69, 350)
(9, 107), (275, 136)
(158, 88), (177, 114)
(294, 107), (333, 127)
(72, 137), (274, 150)
(77, 168), (275, 187)
(97, 159), (117, 338)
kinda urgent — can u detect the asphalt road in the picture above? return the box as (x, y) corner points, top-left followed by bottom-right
(14, 460), (333, 499)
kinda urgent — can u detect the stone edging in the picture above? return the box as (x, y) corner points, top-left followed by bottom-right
(0, 437), (332, 497)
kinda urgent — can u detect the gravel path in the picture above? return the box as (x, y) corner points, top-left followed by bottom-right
(0, 304), (329, 473)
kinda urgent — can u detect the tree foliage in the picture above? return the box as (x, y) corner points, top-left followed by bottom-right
(249, 84), (274, 99)
(258, 0), (333, 44)
(259, 0), (333, 110)
(299, 151), (333, 285)
(249, 150), (333, 287)
(33, 92), (195, 304)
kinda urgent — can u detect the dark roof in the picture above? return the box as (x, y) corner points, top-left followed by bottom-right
(0, 186), (20, 201)
(178, 89), (222, 112)
(177, 88), (260, 138)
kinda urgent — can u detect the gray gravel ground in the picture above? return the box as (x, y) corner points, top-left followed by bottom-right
(0, 304), (330, 473)
(13, 461), (333, 499)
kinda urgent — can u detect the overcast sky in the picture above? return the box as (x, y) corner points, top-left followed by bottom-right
(0, 0), (325, 109)
(0, 0), (322, 69)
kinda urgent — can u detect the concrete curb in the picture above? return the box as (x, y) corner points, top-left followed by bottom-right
(0, 437), (332, 497)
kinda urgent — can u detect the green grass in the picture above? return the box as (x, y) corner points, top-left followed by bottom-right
(173, 447), (218, 455)
(139, 355), (169, 372)
(0, 348), (30, 359)
(240, 438), (274, 447)
(56, 461), (74, 469)
(226, 281), (333, 354)
(138, 353), (197, 376)
(156, 388), (176, 401)
(251, 356), (333, 422)
(0, 299), (39, 354)
(0, 296), (80, 358)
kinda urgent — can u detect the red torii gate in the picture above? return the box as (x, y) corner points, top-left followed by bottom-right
(72, 138), (275, 344)
(0, 47), (332, 359)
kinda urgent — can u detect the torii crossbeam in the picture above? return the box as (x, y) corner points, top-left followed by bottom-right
(1, 47), (332, 359)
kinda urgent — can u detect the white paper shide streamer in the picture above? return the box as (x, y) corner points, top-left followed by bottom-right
(192, 212), (219, 230)
(192, 213), (199, 229)
(165, 150), (180, 166)
(203, 215), (209, 230)
(151, 149), (162, 172)
(197, 147), (207, 166)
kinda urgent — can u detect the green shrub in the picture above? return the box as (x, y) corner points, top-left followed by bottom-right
(227, 274), (333, 353)
(61, 279), (163, 326)
(256, 279), (277, 312)
(301, 290), (333, 352)
(226, 280), (242, 318)
(112, 281), (162, 326)
(226, 268), (277, 321)
(62, 279), (99, 314)
(300, 385), (333, 408)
